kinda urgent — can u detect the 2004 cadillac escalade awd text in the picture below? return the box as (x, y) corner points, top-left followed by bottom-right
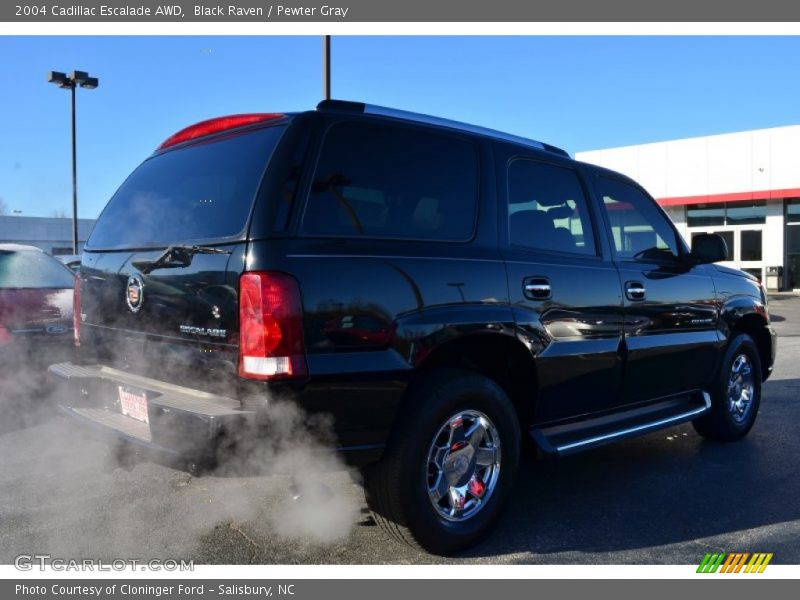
(50, 100), (777, 555)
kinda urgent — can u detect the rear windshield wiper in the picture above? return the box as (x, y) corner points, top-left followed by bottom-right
(132, 245), (231, 274)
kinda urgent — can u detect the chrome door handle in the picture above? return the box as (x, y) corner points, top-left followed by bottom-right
(625, 281), (646, 301)
(524, 278), (551, 300)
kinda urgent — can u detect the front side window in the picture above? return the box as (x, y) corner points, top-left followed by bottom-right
(596, 177), (679, 262)
(507, 160), (596, 256)
(302, 121), (478, 241)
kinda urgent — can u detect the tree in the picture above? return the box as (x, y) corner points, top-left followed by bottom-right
(50, 209), (68, 219)
(0, 197), (8, 216)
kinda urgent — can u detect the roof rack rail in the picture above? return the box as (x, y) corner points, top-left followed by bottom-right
(315, 99), (570, 158)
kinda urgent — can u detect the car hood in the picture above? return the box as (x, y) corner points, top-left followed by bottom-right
(713, 264), (758, 282)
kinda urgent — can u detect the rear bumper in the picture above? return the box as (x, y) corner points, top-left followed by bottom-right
(48, 362), (254, 461)
(48, 362), (386, 467)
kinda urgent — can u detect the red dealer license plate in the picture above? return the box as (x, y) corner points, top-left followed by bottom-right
(118, 386), (149, 424)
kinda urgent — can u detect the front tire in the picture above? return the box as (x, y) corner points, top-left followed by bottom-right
(693, 333), (762, 442)
(365, 369), (520, 555)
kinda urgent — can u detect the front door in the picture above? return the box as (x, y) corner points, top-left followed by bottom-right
(591, 173), (721, 405)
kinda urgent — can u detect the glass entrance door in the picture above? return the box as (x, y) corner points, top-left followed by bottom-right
(787, 225), (800, 290)
(786, 200), (800, 290)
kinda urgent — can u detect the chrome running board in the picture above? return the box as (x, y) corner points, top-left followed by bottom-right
(530, 391), (711, 457)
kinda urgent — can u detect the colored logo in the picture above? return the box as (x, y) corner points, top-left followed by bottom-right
(45, 323), (68, 335)
(697, 552), (773, 573)
(126, 275), (144, 313)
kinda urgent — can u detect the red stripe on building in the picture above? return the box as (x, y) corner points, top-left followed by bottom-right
(657, 188), (800, 207)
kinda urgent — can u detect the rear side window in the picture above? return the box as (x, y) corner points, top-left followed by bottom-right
(507, 160), (597, 256)
(302, 121), (478, 241)
(86, 125), (285, 250)
(0, 251), (74, 289)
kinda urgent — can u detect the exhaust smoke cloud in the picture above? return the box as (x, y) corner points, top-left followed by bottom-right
(0, 342), (365, 563)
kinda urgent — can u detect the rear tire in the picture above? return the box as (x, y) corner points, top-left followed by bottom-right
(693, 333), (762, 442)
(364, 369), (520, 555)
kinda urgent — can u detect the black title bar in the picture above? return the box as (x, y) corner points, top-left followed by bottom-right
(5, 0), (800, 22)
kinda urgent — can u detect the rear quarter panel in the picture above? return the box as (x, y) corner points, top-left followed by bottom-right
(245, 237), (512, 448)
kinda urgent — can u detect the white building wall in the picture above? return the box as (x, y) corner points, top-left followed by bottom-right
(768, 128), (800, 191)
(664, 137), (708, 198)
(577, 125), (800, 199)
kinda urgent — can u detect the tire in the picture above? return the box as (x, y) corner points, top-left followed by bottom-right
(693, 333), (762, 442)
(364, 369), (521, 555)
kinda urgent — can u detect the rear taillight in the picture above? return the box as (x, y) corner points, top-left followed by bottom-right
(73, 274), (81, 348)
(238, 272), (307, 381)
(0, 324), (10, 346)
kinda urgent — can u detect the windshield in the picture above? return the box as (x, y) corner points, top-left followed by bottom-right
(86, 125), (285, 250)
(0, 250), (75, 289)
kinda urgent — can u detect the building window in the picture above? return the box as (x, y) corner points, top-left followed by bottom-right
(786, 198), (800, 224)
(740, 230), (763, 261)
(727, 201), (766, 225)
(687, 204), (725, 227)
(687, 201), (766, 227)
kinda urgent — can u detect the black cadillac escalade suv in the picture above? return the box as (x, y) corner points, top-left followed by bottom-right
(50, 100), (777, 554)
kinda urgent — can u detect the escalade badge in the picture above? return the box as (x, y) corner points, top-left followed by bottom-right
(126, 275), (144, 313)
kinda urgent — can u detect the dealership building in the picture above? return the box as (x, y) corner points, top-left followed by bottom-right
(0, 215), (96, 255)
(576, 125), (800, 291)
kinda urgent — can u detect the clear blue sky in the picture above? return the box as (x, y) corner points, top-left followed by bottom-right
(2, 36), (800, 219)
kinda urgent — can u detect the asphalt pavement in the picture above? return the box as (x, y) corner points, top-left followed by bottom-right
(1, 295), (798, 565)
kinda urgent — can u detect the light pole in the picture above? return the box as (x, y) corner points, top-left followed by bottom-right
(323, 36), (331, 100)
(48, 70), (99, 255)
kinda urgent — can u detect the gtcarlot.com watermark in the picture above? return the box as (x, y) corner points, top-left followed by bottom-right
(14, 554), (194, 572)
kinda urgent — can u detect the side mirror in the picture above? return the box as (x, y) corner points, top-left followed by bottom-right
(690, 233), (728, 264)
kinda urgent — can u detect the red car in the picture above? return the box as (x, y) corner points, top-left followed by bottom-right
(0, 244), (75, 398)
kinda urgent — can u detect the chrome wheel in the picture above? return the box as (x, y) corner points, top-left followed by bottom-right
(728, 353), (755, 424)
(426, 410), (501, 522)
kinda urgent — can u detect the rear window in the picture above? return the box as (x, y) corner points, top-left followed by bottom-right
(86, 125), (285, 250)
(302, 120), (478, 241)
(0, 251), (74, 289)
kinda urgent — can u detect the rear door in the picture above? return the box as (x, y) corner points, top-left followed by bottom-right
(589, 172), (721, 405)
(79, 123), (288, 394)
(498, 149), (625, 423)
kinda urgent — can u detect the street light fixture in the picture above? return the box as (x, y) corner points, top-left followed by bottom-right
(48, 69), (99, 254)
